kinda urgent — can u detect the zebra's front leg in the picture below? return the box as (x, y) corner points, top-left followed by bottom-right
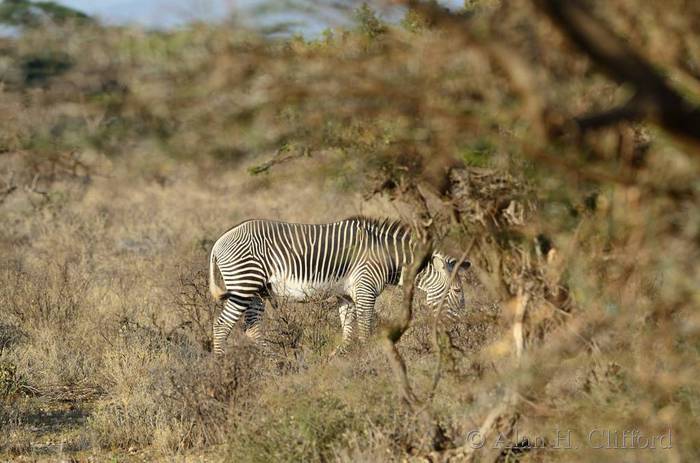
(212, 296), (249, 355)
(355, 290), (378, 344)
(332, 297), (356, 356)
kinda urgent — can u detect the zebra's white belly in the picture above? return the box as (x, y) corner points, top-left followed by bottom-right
(267, 274), (347, 302)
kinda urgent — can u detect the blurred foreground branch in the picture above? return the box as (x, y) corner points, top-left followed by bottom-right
(428, 245), (474, 402)
(381, 237), (431, 409)
(404, 0), (700, 152)
(535, 0), (700, 150)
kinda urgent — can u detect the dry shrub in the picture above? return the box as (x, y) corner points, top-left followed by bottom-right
(229, 393), (357, 462)
(0, 257), (103, 397)
(89, 333), (264, 452)
(3, 259), (88, 330)
(332, 426), (401, 463)
(225, 345), (444, 463)
(263, 299), (339, 360)
(0, 322), (26, 353)
(0, 415), (31, 456)
(171, 265), (218, 352)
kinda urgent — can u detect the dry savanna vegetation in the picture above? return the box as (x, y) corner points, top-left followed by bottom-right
(1, 0), (699, 461)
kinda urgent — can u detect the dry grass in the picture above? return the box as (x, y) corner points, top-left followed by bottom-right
(2, 155), (490, 460)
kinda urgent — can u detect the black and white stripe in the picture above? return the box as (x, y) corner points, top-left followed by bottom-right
(208, 217), (470, 355)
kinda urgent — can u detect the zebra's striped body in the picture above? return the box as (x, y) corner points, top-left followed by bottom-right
(209, 217), (470, 355)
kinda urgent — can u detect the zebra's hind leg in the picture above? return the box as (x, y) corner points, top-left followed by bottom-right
(354, 289), (378, 345)
(332, 297), (356, 356)
(212, 296), (249, 355)
(243, 296), (267, 347)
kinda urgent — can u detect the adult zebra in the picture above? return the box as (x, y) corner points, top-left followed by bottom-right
(208, 217), (471, 355)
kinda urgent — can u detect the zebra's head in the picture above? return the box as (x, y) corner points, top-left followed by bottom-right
(417, 252), (471, 312)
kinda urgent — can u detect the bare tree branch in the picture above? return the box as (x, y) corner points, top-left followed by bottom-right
(248, 146), (309, 175)
(381, 234), (432, 409)
(403, 0), (700, 150)
(573, 94), (646, 132)
(535, 0), (700, 149)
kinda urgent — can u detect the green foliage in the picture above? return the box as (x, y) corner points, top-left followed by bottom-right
(0, 0), (92, 28)
(461, 139), (495, 167)
(20, 51), (72, 85)
(354, 3), (386, 40)
(401, 8), (432, 33)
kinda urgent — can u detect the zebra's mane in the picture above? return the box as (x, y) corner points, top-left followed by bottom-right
(346, 216), (410, 239)
(347, 216), (432, 272)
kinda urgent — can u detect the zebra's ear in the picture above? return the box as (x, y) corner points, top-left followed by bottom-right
(418, 253), (434, 273)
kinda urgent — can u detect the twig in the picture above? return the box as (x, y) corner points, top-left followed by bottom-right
(25, 174), (49, 197)
(248, 146), (309, 175)
(511, 287), (529, 361)
(440, 392), (518, 462)
(0, 171), (17, 204)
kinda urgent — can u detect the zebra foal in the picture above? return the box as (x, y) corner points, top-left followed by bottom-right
(208, 217), (471, 355)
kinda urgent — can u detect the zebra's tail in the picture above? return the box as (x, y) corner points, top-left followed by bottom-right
(209, 248), (228, 301)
